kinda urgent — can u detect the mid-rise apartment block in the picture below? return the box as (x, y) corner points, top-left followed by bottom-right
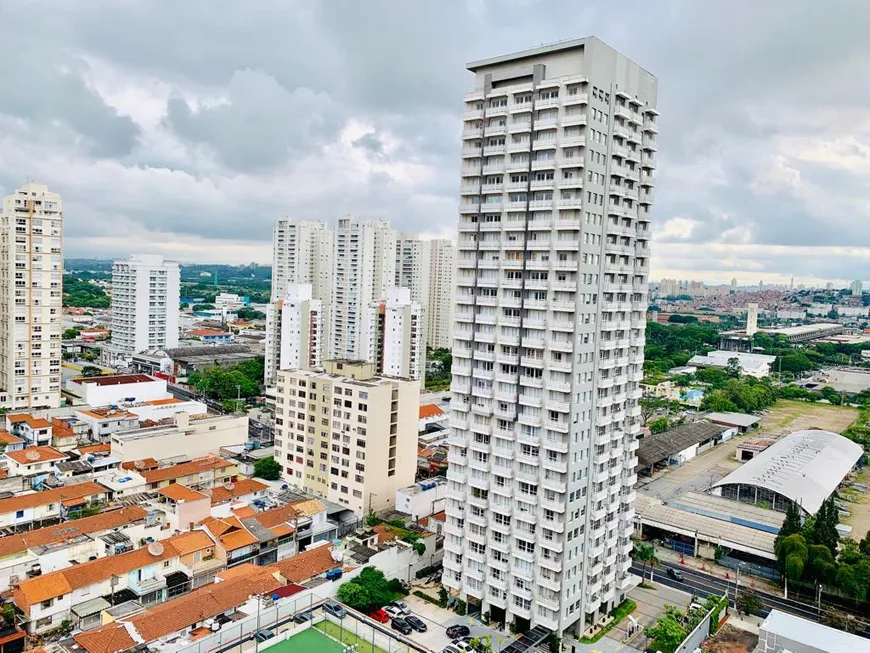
(274, 360), (419, 514)
(331, 217), (397, 360)
(108, 254), (180, 362)
(427, 238), (457, 349)
(0, 183), (63, 409)
(363, 287), (423, 380)
(264, 283), (323, 386)
(444, 37), (656, 636)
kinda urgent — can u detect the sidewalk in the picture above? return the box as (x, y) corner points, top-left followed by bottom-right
(654, 546), (782, 595)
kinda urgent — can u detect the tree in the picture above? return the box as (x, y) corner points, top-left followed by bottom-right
(633, 541), (659, 581)
(336, 581), (370, 611)
(859, 530), (870, 557)
(648, 416), (670, 434)
(639, 396), (667, 426)
(646, 611), (686, 653)
(775, 533), (808, 580)
(778, 502), (803, 541)
(236, 308), (266, 321)
(812, 498), (840, 554)
(336, 566), (394, 612)
(725, 357), (741, 378)
(253, 457), (281, 481)
(81, 366), (103, 377)
(63, 328), (82, 340)
(736, 590), (763, 616)
(807, 545), (838, 585)
(779, 352), (814, 374)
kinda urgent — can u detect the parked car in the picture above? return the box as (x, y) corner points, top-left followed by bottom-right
(254, 630), (275, 643)
(450, 642), (474, 653)
(442, 647), (460, 653)
(293, 611), (313, 624)
(388, 600), (410, 615)
(323, 601), (347, 619)
(667, 567), (684, 582)
(391, 617), (413, 635)
(446, 625), (471, 639)
(384, 605), (405, 620)
(404, 615), (427, 632)
(369, 609), (390, 623)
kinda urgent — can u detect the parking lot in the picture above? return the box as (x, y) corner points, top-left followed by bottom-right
(401, 593), (512, 652)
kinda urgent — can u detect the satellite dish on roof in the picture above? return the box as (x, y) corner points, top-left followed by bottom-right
(224, 482), (235, 491)
(147, 542), (165, 556)
(25, 450), (40, 461)
(330, 549), (344, 563)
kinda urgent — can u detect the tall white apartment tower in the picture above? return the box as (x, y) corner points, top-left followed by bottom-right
(363, 287), (424, 380)
(395, 234), (431, 349)
(427, 239), (457, 350)
(264, 283), (323, 386)
(109, 255), (180, 361)
(0, 183), (64, 409)
(330, 217), (397, 360)
(271, 219), (333, 303)
(443, 38), (657, 637)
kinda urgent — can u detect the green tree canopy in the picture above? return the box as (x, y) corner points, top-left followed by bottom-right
(253, 456), (281, 481)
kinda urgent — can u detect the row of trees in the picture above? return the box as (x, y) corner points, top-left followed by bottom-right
(187, 357), (264, 406)
(775, 499), (870, 602)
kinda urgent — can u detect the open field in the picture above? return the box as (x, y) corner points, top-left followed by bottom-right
(841, 465), (870, 543)
(756, 399), (857, 437)
(703, 623), (759, 653)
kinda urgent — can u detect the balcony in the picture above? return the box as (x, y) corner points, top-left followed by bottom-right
(129, 574), (167, 596)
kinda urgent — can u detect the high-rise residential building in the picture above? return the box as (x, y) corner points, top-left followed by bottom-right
(264, 283), (323, 386)
(274, 359), (419, 514)
(0, 183), (64, 409)
(427, 239), (457, 350)
(658, 278), (678, 297)
(444, 38), (657, 636)
(826, 282), (834, 292)
(331, 217), (397, 360)
(271, 219), (333, 303)
(851, 280), (863, 296)
(363, 287), (423, 380)
(395, 234), (431, 348)
(108, 255), (180, 363)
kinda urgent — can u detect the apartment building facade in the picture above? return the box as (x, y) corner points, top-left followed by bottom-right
(427, 238), (457, 350)
(274, 360), (419, 514)
(271, 219), (333, 303)
(0, 183), (63, 409)
(264, 283), (323, 387)
(395, 234), (431, 348)
(108, 254), (180, 362)
(443, 38), (656, 636)
(363, 287), (424, 380)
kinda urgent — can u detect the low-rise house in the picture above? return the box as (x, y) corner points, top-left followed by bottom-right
(208, 478), (269, 515)
(111, 413), (248, 462)
(140, 455), (238, 491)
(12, 530), (214, 633)
(0, 482), (109, 528)
(200, 516), (261, 568)
(395, 476), (447, 520)
(50, 418), (83, 451)
(0, 430), (24, 453)
(74, 408), (139, 442)
(156, 484), (211, 531)
(270, 543), (340, 584)
(186, 329), (233, 344)
(5, 446), (68, 478)
(0, 506), (152, 590)
(419, 403), (448, 433)
(6, 414), (52, 446)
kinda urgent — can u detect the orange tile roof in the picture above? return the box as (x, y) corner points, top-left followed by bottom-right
(208, 477), (268, 505)
(144, 397), (184, 406)
(0, 430), (23, 445)
(141, 455), (232, 484)
(77, 408), (137, 420)
(272, 544), (338, 583)
(233, 505), (256, 519)
(77, 443), (112, 456)
(0, 482), (107, 515)
(419, 403), (445, 419)
(253, 503), (300, 529)
(6, 446), (66, 465)
(158, 484), (208, 503)
(74, 567), (283, 651)
(188, 329), (230, 336)
(430, 510), (447, 522)
(122, 457), (159, 471)
(50, 420), (76, 439)
(201, 516), (258, 551)
(288, 498), (326, 517)
(0, 507), (147, 558)
(7, 414), (52, 428)
(13, 531), (212, 612)
(372, 524), (396, 543)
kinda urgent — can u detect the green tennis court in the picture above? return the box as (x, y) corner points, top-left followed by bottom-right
(265, 627), (344, 653)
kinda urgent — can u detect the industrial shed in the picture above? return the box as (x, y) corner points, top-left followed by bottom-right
(636, 421), (730, 473)
(711, 429), (863, 515)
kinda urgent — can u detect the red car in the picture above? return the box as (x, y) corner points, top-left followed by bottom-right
(369, 609), (390, 623)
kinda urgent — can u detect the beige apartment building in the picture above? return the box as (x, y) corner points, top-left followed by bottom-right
(110, 413), (248, 462)
(274, 360), (419, 514)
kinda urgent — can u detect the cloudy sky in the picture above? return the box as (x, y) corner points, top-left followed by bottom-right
(1, 0), (868, 286)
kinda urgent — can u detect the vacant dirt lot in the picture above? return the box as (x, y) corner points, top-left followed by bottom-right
(703, 624), (758, 653)
(756, 400), (857, 437)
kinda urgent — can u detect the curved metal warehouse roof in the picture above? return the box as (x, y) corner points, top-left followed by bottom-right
(712, 429), (862, 515)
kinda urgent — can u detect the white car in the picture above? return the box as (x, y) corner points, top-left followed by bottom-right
(383, 605), (405, 620)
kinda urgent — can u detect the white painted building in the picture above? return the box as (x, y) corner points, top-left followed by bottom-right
(330, 217), (397, 360)
(427, 239), (457, 350)
(66, 373), (168, 406)
(395, 476), (448, 520)
(395, 234), (431, 349)
(264, 283), (323, 387)
(109, 254), (180, 362)
(110, 413), (249, 462)
(363, 287), (423, 380)
(271, 219), (333, 305)
(444, 37), (657, 637)
(0, 183), (64, 409)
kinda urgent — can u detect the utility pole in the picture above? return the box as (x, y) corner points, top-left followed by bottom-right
(817, 584), (823, 621)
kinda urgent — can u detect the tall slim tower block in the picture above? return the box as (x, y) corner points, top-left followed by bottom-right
(443, 37), (657, 636)
(364, 287), (424, 380)
(427, 239), (457, 350)
(0, 183), (64, 409)
(264, 283), (323, 386)
(108, 254), (180, 363)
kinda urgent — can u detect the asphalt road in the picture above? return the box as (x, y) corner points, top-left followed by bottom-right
(632, 559), (870, 638)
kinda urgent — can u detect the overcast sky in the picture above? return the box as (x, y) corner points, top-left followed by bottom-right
(1, 0), (868, 286)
